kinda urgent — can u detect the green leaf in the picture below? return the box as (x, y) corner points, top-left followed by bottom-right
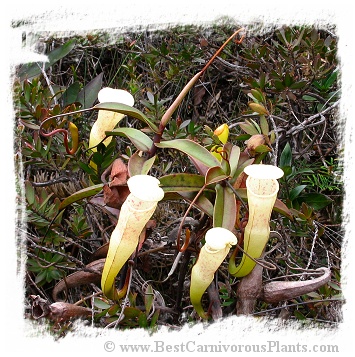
(159, 173), (205, 192)
(230, 158), (254, 185)
(18, 39), (76, 80)
(289, 185), (307, 201)
(93, 102), (159, 133)
(128, 152), (156, 176)
(205, 166), (228, 185)
(284, 72), (294, 87)
(213, 184), (236, 230)
(128, 151), (147, 177)
(144, 284), (154, 316)
(248, 102), (268, 115)
(105, 127), (153, 152)
(93, 297), (111, 310)
(298, 193), (332, 210)
(25, 180), (35, 206)
(290, 80), (307, 90)
(228, 144), (241, 179)
(155, 139), (221, 168)
(273, 198), (293, 219)
(61, 81), (81, 107)
(178, 192), (214, 217)
(250, 88), (265, 103)
(273, 79), (285, 91)
(259, 115), (269, 136)
(254, 144), (272, 153)
(59, 184), (104, 211)
(279, 142), (292, 168)
(77, 72), (103, 109)
(238, 122), (259, 135)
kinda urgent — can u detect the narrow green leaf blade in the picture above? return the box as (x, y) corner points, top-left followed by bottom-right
(213, 184), (237, 230)
(93, 102), (159, 133)
(18, 39), (76, 80)
(59, 184), (104, 211)
(155, 139), (221, 168)
(159, 173), (205, 192)
(77, 72), (103, 109)
(105, 127), (153, 152)
(298, 193), (332, 210)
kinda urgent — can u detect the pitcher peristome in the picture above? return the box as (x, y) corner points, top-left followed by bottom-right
(190, 227), (237, 319)
(101, 175), (164, 300)
(229, 164), (284, 277)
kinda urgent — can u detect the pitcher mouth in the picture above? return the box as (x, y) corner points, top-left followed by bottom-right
(127, 175), (165, 202)
(246, 177), (280, 198)
(244, 164), (284, 180)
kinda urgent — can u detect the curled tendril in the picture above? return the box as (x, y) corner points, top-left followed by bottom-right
(39, 118), (79, 155)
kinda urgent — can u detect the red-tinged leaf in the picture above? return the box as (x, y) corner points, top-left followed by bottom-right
(128, 151), (146, 177)
(155, 139), (221, 169)
(189, 156), (210, 176)
(230, 158), (254, 184)
(179, 192), (214, 217)
(159, 173), (206, 192)
(213, 184), (236, 230)
(273, 198), (293, 219)
(59, 184), (104, 211)
(205, 166), (228, 185)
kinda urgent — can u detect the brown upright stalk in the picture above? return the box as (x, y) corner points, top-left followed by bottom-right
(148, 28), (245, 158)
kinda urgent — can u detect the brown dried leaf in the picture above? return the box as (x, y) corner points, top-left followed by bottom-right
(109, 158), (128, 187)
(193, 86), (206, 106)
(103, 185), (130, 208)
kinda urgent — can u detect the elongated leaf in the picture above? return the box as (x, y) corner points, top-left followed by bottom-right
(155, 139), (221, 168)
(128, 151), (146, 177)
(59, 184), (104, 211)
(25, 180), (35, 206)
(18, 39), (76, 80)
(105, 127), (153, 152)
(238, 122), (260, 135)
(162, 192), (213, 217)
(273, 198), (293, 219)
(61, 82), (81, 107)
(93, 102), (159, 133)
(205, 166), (228, 185)
(213, 184), (236, 230)
(298, 193), (332, 211)
(77, 72), (103, 109)
(159, 173), (205, 192)
(248, 102), (269, 115)
(228, 144), (241, 179)
(178, 192), (214, 217)
(230, 158), (254, 184)
(128, 152), (156, 176)
(289, 185), (307, 201)
(279, 142), (292, 168)
(259, 115), (269, 136)
(144, 284), (154, 316)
